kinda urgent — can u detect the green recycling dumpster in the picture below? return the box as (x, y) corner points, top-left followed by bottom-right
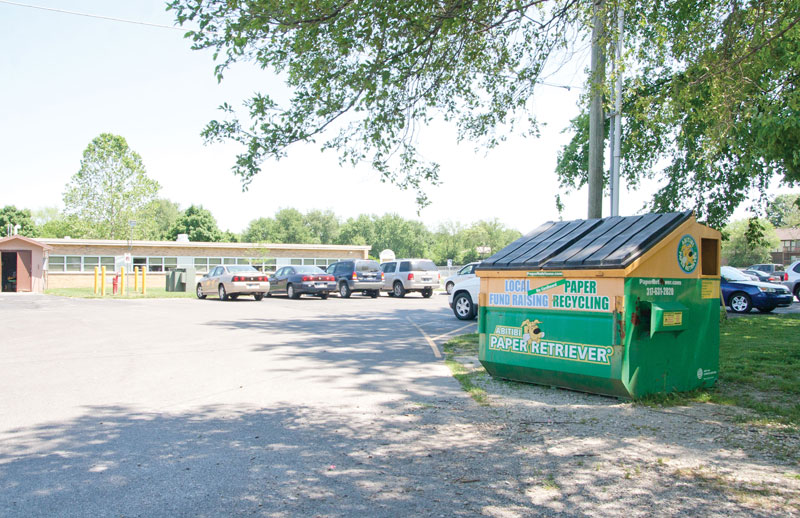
(476, 211), (721, 398)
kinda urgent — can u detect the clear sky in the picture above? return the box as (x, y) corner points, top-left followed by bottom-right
(0, 1), (791, 234)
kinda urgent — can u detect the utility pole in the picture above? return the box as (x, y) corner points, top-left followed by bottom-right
(610, 7), (623, 217)
(587, 0), (606, 219)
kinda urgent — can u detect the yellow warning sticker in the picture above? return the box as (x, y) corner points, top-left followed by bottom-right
(701, 280), (720, 299)
(663, 311), (683, 327)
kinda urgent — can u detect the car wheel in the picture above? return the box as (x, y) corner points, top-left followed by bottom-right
(320, 293), (329, 300)
(729, 292), (752, 313)
(445, 282), (454, 295)
(393, 282), (406, 298)
(339, 282), (352, 298)
(387, 290), (395, 297)
(795, 285), (800, 302)
(196, 284), (206, 299)
(287, 284), (300, 299)
(218, 284), (228, 301)
(422, 287), (433, 298)
(254, 293), (264, 301)
(453, 292), (476, 320)
(369, 290), (379, 298)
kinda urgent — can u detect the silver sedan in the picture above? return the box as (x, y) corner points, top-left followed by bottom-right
(196, 265), (271, 301)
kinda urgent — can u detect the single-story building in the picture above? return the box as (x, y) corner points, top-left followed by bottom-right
(37, 237), (372, 289)
(0, 235), (52, 293)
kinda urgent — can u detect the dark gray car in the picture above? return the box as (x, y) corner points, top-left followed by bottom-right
(326, 260), (384, 298)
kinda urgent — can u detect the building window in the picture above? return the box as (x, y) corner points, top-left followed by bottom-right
(148, 257), (164, 272)
(164, 257), (178, 271)
(290, 258), (302, 265)
(66, 256), (82, 272)
(48, 255), (65, 272)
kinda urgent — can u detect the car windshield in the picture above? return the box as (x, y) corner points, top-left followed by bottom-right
(356, 260), (380, 272)
(294, 265), (325, 274)
(722, 266), (751, 281)
(411, 260), (438, 271)
(227, 265), (258, 273)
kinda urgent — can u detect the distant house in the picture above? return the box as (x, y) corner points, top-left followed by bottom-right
(771, 227), (800, 265)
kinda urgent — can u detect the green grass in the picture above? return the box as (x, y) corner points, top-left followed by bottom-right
(641, 314), (800, 426)
(441, 333), (489, 405)
(446, 315), (800, 425)
(45, 286), (196, 299)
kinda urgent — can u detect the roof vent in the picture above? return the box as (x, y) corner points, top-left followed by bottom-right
(176, 234), (190, 243)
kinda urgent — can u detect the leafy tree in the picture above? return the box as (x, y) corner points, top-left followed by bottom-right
(37, 215), (85, 239)
(766, 194), (800, 228)
(722, 218), (779, 267)
(221, 230), (241, 243)
(304, 210), (340, 244)
(0, 205), (37, 237)
(431, 222), (468, 265)
(556, 1), (800, 227)
(169, 205), (223, 242)
(137, 199), (183, 240)
(168, 0), (581, 207)
(337, 215), (376, 248)
(431, 219), (521, 264)
(243, 217), (280, 243)
(31, 206), (61, 227)
(63, 133), (160, 239)
(273, 208), (314, 243)
(370, 214), (433, 259)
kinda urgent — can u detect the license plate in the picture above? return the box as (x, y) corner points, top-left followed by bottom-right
(316, 283), (327, 288)
(422, 277), (432, 282)
(247, 283), (258, 288)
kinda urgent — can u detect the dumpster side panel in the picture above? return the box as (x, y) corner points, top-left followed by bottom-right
(623, 277), (719, 397)
(478, 306), (630, 397)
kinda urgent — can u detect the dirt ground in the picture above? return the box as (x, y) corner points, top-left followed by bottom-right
(418, 355), (800, 517)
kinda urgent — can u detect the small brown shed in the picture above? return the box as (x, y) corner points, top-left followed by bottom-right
(0, 236), (52, 293)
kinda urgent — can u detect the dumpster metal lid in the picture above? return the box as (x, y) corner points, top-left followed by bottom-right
(477, 211), (692, 271)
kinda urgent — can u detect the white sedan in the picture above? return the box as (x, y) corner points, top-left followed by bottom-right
(196, 265), (270, 301)
(448, 277), (480, 320)
(444, 262), (480, 294)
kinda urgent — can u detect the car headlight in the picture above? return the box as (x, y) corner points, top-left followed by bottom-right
(758, 287), (780, 293)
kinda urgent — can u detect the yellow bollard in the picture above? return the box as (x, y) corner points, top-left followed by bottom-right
(101, 266), (107, 296)
(120, 267), (126, 296)
(141, 267), (147, 295)
(134, 267), (139, 292)
(94, 266), (99, 295)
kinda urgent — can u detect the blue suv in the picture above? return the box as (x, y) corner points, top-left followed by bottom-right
(326, 260), (384, 298)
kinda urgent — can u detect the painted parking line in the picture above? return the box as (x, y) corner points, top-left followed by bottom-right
(407, 319), (478, 359)
(407, 317), (442, 359)
(431, 322), (477, 342)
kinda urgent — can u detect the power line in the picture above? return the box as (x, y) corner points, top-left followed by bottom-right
(0, 0), (185, 31)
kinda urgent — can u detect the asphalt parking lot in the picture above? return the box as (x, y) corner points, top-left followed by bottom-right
(0, 292), (476, 518)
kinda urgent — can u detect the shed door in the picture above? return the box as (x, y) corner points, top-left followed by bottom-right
(16, 250), (32, 292)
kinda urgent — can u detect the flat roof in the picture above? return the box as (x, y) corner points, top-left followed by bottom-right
(38, 238), (371, 251)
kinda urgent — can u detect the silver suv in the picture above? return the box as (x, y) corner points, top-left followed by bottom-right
(784, 260), (800, 302)
(380, 258), (440, 298)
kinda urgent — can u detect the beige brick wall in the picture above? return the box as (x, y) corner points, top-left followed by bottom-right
(47, 272), (168, 289)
